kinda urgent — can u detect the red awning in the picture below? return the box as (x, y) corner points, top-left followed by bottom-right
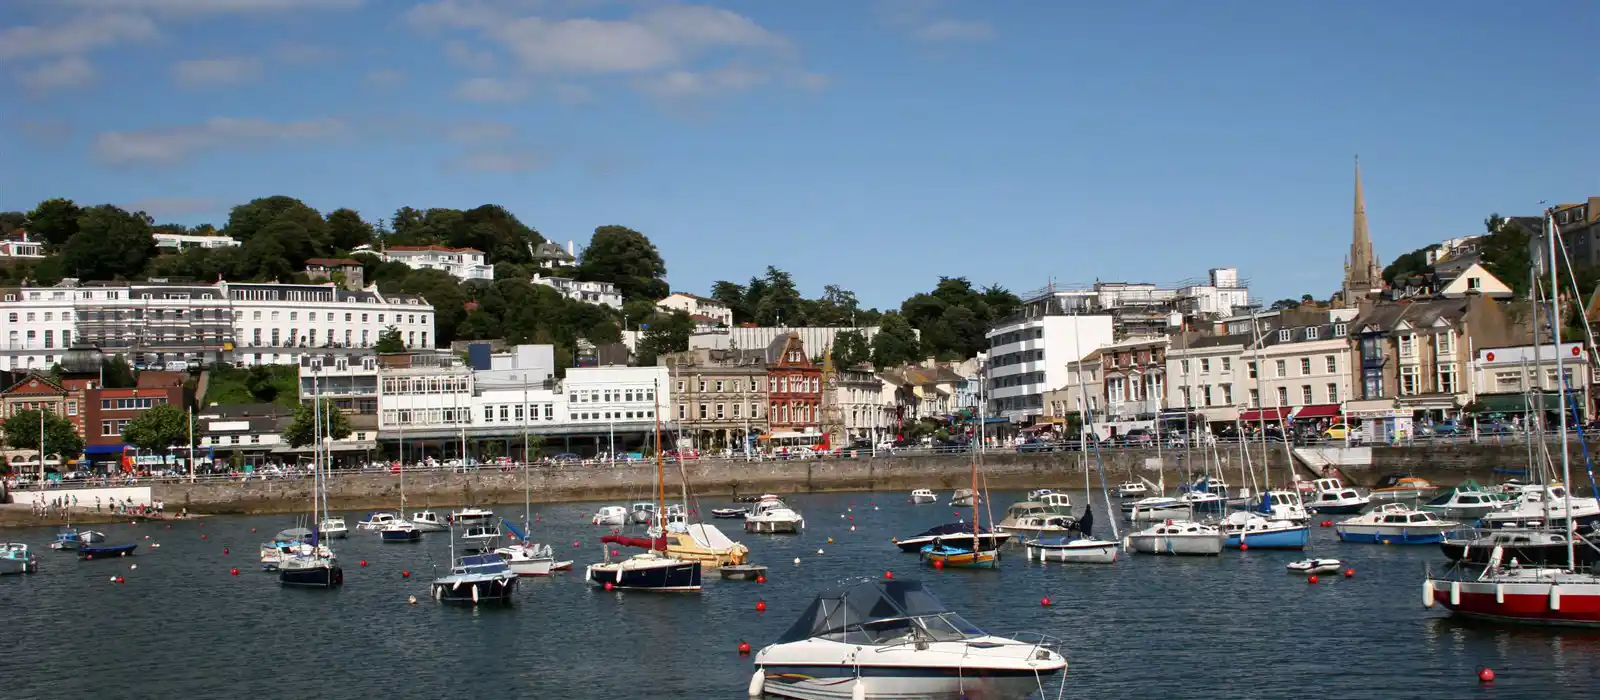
(601, 534), (666, 550)
(1239, 408), (1290, 422)
(1294, 404), (1342, 419)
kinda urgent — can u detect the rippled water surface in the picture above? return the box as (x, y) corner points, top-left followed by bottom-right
(7, 490), (1600, 699)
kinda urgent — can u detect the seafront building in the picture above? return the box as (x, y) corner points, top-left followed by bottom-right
(0, 279), (436, 371)
(355, 244), (494, 282)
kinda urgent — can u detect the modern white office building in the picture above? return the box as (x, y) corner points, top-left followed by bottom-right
(0, 279), (436, 371)
(985, 313), (1114, 422)
(152, 232), (240, 251)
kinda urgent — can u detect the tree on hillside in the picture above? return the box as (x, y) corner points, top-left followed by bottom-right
(1382, 245), (1437, 286)
(121, 404), (197, 458)
(0, 409), (84, 462)
(325, 208), (374, 252)
(397, 269), (466, 346)
(62, 205), (157, 280)
(635, 310), (694, 366)
(753, 266), (803, 326)
(710, 280), (751, 323)
(375, 325), (405, 353)
(871, 312), (921, 368)
(1480, 213), (1533, 297)
(578, 225), (668, 301)
(833, 329), (871, 368)
(25, 198), (82, 246)
(283, 399), (353, 448)
(0, 211), (27, 235)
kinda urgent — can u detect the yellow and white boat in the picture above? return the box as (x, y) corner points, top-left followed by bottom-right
(664, 523), (749, 567)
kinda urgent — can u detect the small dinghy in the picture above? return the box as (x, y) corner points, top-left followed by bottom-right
(1286, 558), (1342, 575)
(78, 543), (138, 560)
(718, 563), (768, 580)
(710, 508), (747, 519)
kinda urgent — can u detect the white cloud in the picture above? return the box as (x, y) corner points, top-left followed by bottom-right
(444, 40), (496, 70)
(123, 196), (219, 216)
(15, 56), (97, 90)
(172, 56), (264, 87)
(95, 117), (347, 165)
(57, 0), (364, 14)
(878, 0), (995, 43)
(452, 76), (531, 102)
(448, 150), (542, 173)
(0, 14), (159, 61)
(639, 64), (766, 98)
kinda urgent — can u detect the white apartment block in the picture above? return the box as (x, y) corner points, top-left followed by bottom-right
(376, 361), (669, 438)
(0, 280), (435, 371)
(656, 293), (734, 327)
(1166, 335), (1250, 423)
(530, 273), (623, 309)
(985, 314), (1114, 422)
(0, 233), (45, 259)
(1243, 322), (1356, 421)
(1021, 267), (1251, 325)
(361, 245), (494, 282)
(153, 233), (239, 251)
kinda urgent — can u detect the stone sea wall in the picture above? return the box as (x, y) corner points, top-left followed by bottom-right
(149, 441), (1576, 515)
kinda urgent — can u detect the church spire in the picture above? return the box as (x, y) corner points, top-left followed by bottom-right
(1343, 156), (1382, 303)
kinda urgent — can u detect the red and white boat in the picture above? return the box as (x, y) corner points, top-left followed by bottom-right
(1425, 551), (1600, 627)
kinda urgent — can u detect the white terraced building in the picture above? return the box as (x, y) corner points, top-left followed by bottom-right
(0, 279), (435, 371)
(358, 244), (494, 282)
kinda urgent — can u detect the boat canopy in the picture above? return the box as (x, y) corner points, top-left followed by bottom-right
(776, 579), (982, 645)
(909, 522), (996, 538)
(275, 528), (314, 541)
(601, 533), (666, 550)
(683, 523), (737, 550)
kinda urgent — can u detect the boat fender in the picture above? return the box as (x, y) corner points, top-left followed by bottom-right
(1495, 584), (1505, 605)
(472, 585), (479, 604)
(433, 585), (442, 601)
(852, 679), (867, 700)
(453, 581), (461, 591)
(1450, 581), (1461, 606)
(747, 670), (765, 697)
(616, 568), (623, 583)
(1551, 585), (1562, 611)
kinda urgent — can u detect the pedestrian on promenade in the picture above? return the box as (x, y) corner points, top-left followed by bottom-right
(96, 496), (102, 512)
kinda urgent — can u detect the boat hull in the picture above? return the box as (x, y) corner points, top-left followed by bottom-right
(586, 559), (702, 591)
(894, 532), (1011, 553)
(77, 544), (137, 560)
(1025, 540), (1117, 564)
(432, 575), (517, 603)
(1335, 525), (1452, 544)
(380, 529), (422, 543)
(279, 564), (344, 588)
(1440, 539), (1600, 568)
(759, 665), (1063, 700)
(911, 495), (938, 504)
(1308, 502), (1369, 515)
(1130, 505), (1191, 522)
(409, 520), (449, 533)
(746, 518), (803, 534)
(920, 547), (999, 569)
(1428, 578), (1600, 627)
(1480, 512), (1600, 531)
(0, 558), (38, 575)
(1127, 534), (1223, 556)
(1226, 526), (1309, 550)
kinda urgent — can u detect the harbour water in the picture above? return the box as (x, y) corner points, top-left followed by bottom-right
(6, 489), (1600, 699)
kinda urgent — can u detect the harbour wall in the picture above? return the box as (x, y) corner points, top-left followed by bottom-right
(144, 441), (1565, 515)
(15, 486), (154, 507)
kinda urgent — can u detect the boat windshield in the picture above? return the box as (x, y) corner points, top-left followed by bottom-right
(776, 579), (984, 645)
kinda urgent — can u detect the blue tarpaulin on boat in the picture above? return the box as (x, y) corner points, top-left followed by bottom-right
(502, 519), (528, 541)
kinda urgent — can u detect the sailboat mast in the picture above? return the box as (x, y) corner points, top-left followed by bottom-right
(1546, 212), (1577, 569)
(655, 378), (665, 552)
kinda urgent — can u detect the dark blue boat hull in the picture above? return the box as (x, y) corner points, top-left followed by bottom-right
(279, 564), (344, 588)
(77, 544), (137, 560)
(587, 560), (702, 591)
(380, 529), (421, 542)
(432, 576), (517, 604)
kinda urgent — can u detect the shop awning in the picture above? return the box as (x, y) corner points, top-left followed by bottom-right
(1476, 393), (1565, 414)
(1294, 404), (1341, 420)
(1239, 408), (1290, 422)
(83, 444), (130, 455)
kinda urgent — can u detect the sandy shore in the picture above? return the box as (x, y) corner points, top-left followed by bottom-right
(0, 505), (199, 529)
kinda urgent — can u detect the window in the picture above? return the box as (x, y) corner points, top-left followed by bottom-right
(1438, 333), (1456, 354)
(715, 380), (724, 392)
(1300, 358), (1311, 375)
(1437, 362), (1459, 394)
(1221, 357), (1231, 372)
(677, 404), (686, 419)
(1180, 359), (1190, 374)
(1179, 386), (1191, 407)
(732, 403), (741, 419)
(716, 404), (725, 419)
(750, 379), (759, 392)
(751, 403), (760, 417)
(1400, 366), (1420, 395)
(1399, 334), (1416, 358)
(1468, 277), (1482, 291)
(1249, 388), (1259, 408)
(1334, 324), (1347, 337)
(1279, 329), (1292, 342)
(698, 404), (708, 419)
(1301, 385), (1313, 404)
(676, 380), (685, 392)
(1306, 327), (1319, 340)
(1199, 358), (1210, 373)
(1247, 361), (1257, 379)
(1327, 383), (1339, 403)
(1276, 387), (1288, 406)
(1325, 356), (1337, 373)
(500, 405), (510, 421)
(1275, 359), (1287, 377)
(698, 380), (706, 392)
(483, 406), (494, 422)
(1201, 386), (1212, 406)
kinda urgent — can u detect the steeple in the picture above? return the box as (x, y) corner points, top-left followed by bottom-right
(1342, 156), (1383, 303)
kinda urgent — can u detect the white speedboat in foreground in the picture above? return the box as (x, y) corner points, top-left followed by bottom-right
(745, 495), (805, 533)
(1125, 520), (1224, 556)
(752, 578), (1066, 699)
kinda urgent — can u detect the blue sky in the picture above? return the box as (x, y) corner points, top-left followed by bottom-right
(2, 0), (1596, 309)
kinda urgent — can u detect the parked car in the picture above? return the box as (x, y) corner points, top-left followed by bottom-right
(1016, 439), (1056, 454)
(1121, 429), (1156, 446)
(1323, 423), (1353, 440)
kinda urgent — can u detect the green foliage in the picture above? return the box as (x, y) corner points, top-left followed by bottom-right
(204, 363), (299, 408)
(396, 269), (465, 347)
(635, 310), (694, 366)
(710, 280), (750, 323)
(25, 198), (82, 246)
(0, 409), (84, 460)
(753, 266), (803, 325)
(897, 277), (1019, 359)
(375, 325), (406, 353)
(121, 404), (196, 455)
(1269, 298), (1301, 311)
(325, 208), (373, 252)
(61, 205), (157, 280)
(385, 205), (542, 265)
(871, 312), (921, 368)
(833, 329), (871, 368)
(0, 211), (26, 235)
(1382, 245), (1437, 286)
(101, 357), (137, 389)
(283, 399), (353, 448)
(1480, 214), (1533, 297)
(578, 225), (668, 301)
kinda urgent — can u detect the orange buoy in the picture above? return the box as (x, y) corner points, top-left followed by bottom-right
(1041, 597), (1053, 607)
(1308, 575), (1320, 584)
(1344, 568), (1355, 578)
(884, 571), (894, 580)
(1478, 667), (1495, 683)
(755, 600), (767, 612)
(738, 641), (751, 655)
(230, 568), (240, 576)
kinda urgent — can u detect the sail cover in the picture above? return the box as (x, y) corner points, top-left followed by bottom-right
(1079, 507), (1095, 537)
(502, 519), (529, 541)
(685, 523), (736, 550)
(775, 579), (974, 644)
(601, 534), (666, 550)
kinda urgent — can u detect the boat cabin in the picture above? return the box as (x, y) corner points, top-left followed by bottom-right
(1316, 489), (1364, 504)
(451, 554), (512, 577)
(1027, 489), (1055, 500)
(1151, 522), (1212, 536)
(1004, 502), (1050, 520)
(1313, 477), (1344, 493)
(1380, 511), (1447, 526)
(775, 579), (985, 646)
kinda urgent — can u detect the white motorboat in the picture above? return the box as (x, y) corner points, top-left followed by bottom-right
(586, 549), (702, 591)
(460, 524), (501, 551)
(1027, 488), (1056, 501)
(494, 542), (571, 577)
(1125, 520), (1224, 556)
(380, 519), (422, 543)
(449, 507), (494, 526)
(0, 543), (39, 575)
(1216, 511), (1308, 550)
(409, 510), (450, 532)
(1116, 481), (1148, 498)
(1308, 478), (1370, 515)
(1420, 481), (1513, 520)
(996, 502), (1076, 537)
(1478, 485), (1600, 530)
(910, 489), (937, 504)
(356, 512), (398, 531)
(1127, 497), (1190, 522)
(1287, 558), (1342, 575)
(1260, 490), (1310, 523)
(1024, 509), (1116, 564)
(630, 502), (657, 525)
(592, 506), (629, 526)
(432, 552), (518, 604)
(949, 488), (979, 507)
(318, 517), (349, 539)
(1039, 491), (1074, 514)
(752, 578), (1066, 700)
(1335, 503), (1458, 544)
(745, 495), (805, 534)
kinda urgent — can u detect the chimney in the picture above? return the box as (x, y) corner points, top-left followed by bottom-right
(567, 240), (574, 256)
